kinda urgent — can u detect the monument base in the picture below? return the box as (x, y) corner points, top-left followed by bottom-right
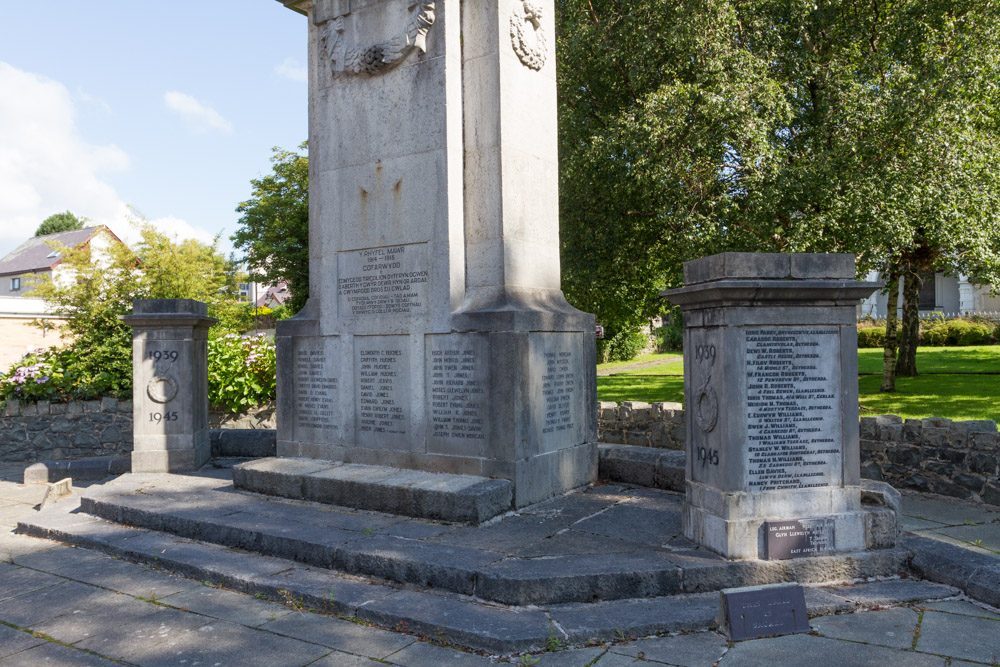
(131, 433), (210, 474)
(683, 480), (872, 560)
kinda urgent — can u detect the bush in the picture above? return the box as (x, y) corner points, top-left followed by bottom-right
(857, 326), (887, 348)
(655, 312), (683, 352)
(207, 333), (277, 413)
(0, 344), (131, 403)
(921, 319), (992, 346)
(599, 327), (649, 362)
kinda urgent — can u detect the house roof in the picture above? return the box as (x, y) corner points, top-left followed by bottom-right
(0, 227), (108, 277)
(255, 282), (291, 308)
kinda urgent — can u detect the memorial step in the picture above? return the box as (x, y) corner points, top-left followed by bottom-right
(17, 473), (911, 608)
(18, 492), (955, 654)
(231, 457), (514, 525)
(598, 443), (685, 491)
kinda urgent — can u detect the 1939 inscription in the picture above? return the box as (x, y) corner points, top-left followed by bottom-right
(745, 327), (842, 492)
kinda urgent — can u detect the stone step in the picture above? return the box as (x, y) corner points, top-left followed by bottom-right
(598, 443), (685, 491)
(18, 473), (913, 608)
(232, 457), (514, 524)
(16, 495), (957, 654)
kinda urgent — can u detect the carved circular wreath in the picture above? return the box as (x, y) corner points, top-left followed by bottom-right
(510, 0), (547, 71)
(146, 376), (179, 404)
(695, 385), (719, 433)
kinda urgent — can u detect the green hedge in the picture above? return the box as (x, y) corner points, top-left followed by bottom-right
(857, 318), (997, 348)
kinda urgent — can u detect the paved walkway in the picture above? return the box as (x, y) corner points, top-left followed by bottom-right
(1, 464), (999, 666)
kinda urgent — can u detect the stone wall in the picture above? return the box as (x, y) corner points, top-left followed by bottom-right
(597, 402), (1000, 506)
(598, 401), (685, 449)
(860, 415), (1000, 505)
(0, 398), (133, 464)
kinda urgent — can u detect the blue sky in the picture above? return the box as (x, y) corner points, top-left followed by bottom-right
(0, 1), (308, 260)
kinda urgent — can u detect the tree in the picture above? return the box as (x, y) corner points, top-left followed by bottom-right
(35, 211), (83, 236)
(556, 0), (1000, 368)
(29, 218), (241, 398)
(232, 144), (310, 314)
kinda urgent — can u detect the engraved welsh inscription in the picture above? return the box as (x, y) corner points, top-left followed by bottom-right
(295, 339), (339, 432)
(355, 337), (409, 443)
(338, 243), (429, 317)
(427, 335), (488, 450)
(541, 350), (577, 434)
(745, 327), (842, 491)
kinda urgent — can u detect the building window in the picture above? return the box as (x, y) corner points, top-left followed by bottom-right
(10, 278), (20, 291)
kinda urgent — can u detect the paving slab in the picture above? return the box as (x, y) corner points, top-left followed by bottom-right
(801, 586), (857, 616)
(915, 609), (1000, 663)
(609, 631), (729, 666)
(383, 641), (496, 666)
(902, 515), (947, 531)
(550, 593), (719, 644)
(571, 503), (683, 546)
(250, 564), (398, 616)
(901, 493), (1000, 526)
(0, 641), (118, 666)
(12, 544), (104, 570)
(0, 580), (115, 627)
(307, 653), (388, 666)
(717, 632), (945, 667)
(26, 553), (198, 598)
(918, 599), (1000, 619)
(911, 528), (998, 556)
(529, 647), (608, 666)
(0, 623), (45, 659)
(931, 523), (1000, 552)
(260, 610), (416, 659)
(811, 606), (919, 650)
(133, 618), (334, 667)
(0, 565), (63, 602)
(71, 604), (216, 662)
(817, 578), (958, 606)
(159, 584), (294, 627)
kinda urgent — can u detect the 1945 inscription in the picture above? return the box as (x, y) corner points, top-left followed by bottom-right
(745, 327), (842, 492)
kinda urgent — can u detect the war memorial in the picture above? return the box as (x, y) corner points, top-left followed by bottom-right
(15, 0), (999, 657)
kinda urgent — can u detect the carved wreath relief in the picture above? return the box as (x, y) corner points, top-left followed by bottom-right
(694, 343), (718, 433)
(510, 0), (547, 70)
(321, 2), (435, 77)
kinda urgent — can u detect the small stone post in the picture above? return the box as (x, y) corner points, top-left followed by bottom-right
(122, 299), (216, 473)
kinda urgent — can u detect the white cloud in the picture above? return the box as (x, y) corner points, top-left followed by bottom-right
(0, 63), (227, 259)
(163, 91), (233, 134)
(0, 62), (129, 253)
(275, 57), (307, 83)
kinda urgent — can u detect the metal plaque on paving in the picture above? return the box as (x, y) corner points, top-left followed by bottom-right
(719, 583), (809, 641)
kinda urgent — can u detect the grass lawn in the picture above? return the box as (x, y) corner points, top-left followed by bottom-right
(597, 345), (1000, 421)
(596, 352), (681, 372)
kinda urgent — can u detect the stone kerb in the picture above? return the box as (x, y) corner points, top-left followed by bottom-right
(598, 401), (685, 449)
(0, 398), (133, 464)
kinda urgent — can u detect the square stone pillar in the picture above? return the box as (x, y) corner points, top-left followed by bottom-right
(664, 254), (880, 559)
(122, 300), (216, 473)
(272, 0), (597, 508)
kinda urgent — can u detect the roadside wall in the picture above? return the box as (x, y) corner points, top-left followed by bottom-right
(597, 401), (1000, 505)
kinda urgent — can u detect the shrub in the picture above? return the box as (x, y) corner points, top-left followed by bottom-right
(857, 326), (886, 348)
(207, 333), (277, 413)
(921, 319), (992, 346)
(599, 327), (649, 362)
(0, 345), (131, 403)
(655, 312), (683, 352)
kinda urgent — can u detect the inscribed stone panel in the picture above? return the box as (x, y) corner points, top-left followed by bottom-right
(293, 336), (341, 444)
(354, 335), (410, 446)
(425, 334), (490, 456)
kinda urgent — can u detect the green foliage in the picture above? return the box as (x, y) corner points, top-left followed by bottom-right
(598, 327), (649, 363)
(23, 218), (242, 400)
(557, 0), (1000, 342)
(655, 312), (683, 352)
(207, 333), (277, 413)
(233, 144), (309, 314)
(921, 319), (993, 347)
(35, 211), (83, 236)
(858, 326), (887, 348)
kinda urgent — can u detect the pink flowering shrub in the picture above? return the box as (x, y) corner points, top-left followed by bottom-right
(0, 348), (74, 402)
(207, 333), (276, 413)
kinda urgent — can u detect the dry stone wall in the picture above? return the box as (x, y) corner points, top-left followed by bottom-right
(598, 401), (1000, 506)
(0, 398), (133, 464)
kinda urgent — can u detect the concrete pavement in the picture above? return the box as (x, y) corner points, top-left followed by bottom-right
(1, 464), (999, 666)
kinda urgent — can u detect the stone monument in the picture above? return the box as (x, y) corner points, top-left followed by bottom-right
(122, 299), (216, 473)
(271, 0), (596, 508)
(664, 253), (881, 559)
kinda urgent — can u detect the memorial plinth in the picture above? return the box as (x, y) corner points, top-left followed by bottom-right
(122, 299), (216, 473)
(273, 0), (596, 508)
(664, 253), (881, 559)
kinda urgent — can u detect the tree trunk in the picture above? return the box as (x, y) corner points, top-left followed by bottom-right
(896, 268), (921, 377)
(880, 271), (900, 392)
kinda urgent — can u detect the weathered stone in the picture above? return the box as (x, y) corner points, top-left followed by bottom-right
(953, 472), (985, 493)
(100, 397), (118, 412)
(99, 425), (123, 444)
(982, 482), (1000, 507)
(971, 431), (1000, 451)
(864, 506), (900, 549)
(903, 419), (923, 443)
(82, 400), (101, 413)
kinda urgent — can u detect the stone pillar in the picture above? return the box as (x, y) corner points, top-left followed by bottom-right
(122, 299), (216, 473)
(272, 0), (596, 508)
(664, 253), (880, 559)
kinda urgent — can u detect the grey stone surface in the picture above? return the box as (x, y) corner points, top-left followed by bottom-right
(383, 641), (500, 666)
(818, 578), (958, 607)
(211, 428), (277, 458)
(0, 580), (113, 627)
(811, 606), (919, 649)
(919, 599), (1000, 619)
(358, 589), (552, 654)
(610, 631), (729, 666)
(529, 648), (607, 666)
(916, 609), (1000, 663)
(550, 592), (719, 644)
(0, 565), (63, 602)
(717, 632), (944, 667)
(262, 611), (415, 658)
(905, 533), (1000, 606)
(158, 584), (293, 627)
(0, 641), (118, 666)
(0, 623), (45, 658)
